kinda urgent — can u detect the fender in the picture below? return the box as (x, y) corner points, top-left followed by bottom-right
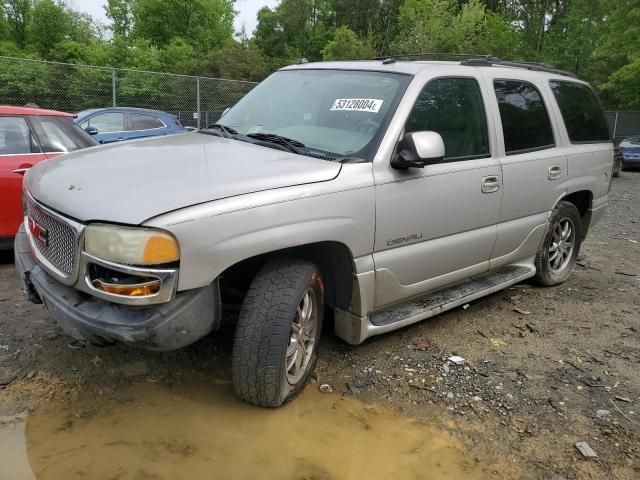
(145, 164), (375, 291)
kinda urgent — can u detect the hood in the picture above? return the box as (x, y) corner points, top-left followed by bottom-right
(26, 133), (342, 225)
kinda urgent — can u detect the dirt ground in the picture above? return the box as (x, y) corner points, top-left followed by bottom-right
(1, 172), (639, 480)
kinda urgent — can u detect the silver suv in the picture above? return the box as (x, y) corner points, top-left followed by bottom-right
(15, 59), (613, 407)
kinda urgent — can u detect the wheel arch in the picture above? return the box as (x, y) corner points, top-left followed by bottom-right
(219, 241), (355, 310)
(555, 189), (593, 239)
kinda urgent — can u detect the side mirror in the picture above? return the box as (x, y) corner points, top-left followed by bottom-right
(392, 131), (445, 169)
(85, 126), (98, 135)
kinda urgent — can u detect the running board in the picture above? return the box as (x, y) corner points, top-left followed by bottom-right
(334, 265), (535, 344)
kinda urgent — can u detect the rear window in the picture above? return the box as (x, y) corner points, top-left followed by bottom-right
(129, 113), (165, 130)
(494, 80), (555, 155)
(549, 81), (610, 143)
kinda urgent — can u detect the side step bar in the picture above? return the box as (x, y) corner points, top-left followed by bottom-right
(335, 265), (535, 344)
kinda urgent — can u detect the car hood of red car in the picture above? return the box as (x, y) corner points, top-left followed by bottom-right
(25, 133), (342, 225)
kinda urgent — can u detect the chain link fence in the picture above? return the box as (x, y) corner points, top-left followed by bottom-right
(3, 55), (640, 141)
(606, 111), (640, 144)
(0, 56), (257, 129)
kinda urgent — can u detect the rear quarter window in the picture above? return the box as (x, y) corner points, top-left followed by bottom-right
(549, 80), (610, 143)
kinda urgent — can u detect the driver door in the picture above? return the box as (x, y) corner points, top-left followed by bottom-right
(372, 76), (502, 308)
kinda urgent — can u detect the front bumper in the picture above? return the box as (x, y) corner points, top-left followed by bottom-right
(15, 225), (220, 351)
(622, 155), (640, 167)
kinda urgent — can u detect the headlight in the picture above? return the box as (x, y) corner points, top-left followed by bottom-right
(84, 224), (180, 265)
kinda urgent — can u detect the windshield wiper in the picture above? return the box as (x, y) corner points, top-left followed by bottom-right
(199, 124), (238, 139)
(246, 133), (306, 155)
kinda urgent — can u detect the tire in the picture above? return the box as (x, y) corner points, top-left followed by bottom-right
(533, 201), (583, 287)
(232, 258), (324, 407)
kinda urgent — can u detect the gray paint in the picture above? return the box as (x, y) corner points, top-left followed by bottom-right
(20, 60), (613, 348)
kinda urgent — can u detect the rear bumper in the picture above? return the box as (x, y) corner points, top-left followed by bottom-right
(15, 225), (220, 351)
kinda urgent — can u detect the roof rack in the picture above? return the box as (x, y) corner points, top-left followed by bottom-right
(373, 52), (577, 78)
(374, 52), (499, 62)
(461, 58), (577, 78)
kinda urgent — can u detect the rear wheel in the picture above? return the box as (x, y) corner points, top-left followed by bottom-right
(533, 201), (582, 287)
(232, 258), (324, 407)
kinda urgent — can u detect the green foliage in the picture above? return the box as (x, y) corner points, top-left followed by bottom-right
(393, 0), (516, 56)
(106, 0), (134, 38)
(0, 0), (639, 109)
(131, 0), (234, 51)
(206, 33), (269, 81)
(29, 0), (70, 58)
(322, 26), (375, 60)
(4, 0), (32, 48)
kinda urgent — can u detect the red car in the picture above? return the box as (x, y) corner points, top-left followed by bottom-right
(0, 105), (98, 249)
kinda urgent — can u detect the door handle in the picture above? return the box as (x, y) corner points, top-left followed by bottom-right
(481, 175), (500, 193)
(12, 167), (30, 174)
(548, 165), (562, 180)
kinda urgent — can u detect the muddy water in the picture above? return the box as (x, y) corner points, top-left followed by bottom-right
(20, 381), (487, 480)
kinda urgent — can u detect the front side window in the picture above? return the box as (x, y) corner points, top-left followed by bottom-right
(0, 116), (39, 155)
(30, 116), (97, 153)
(218, 69), (411, 160)
(405, 77), (490, 161)
(87, 112), (125, 133)
(129, 113), (165, 131)
(494, 80), (555, 155)
(549, 80), (610, 143)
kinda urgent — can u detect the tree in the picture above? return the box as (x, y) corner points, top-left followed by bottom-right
(131, 0), (235, 51)
(322, 26), (374, 60)
(597, 0), (640, 108)
(158, 37), (199, 74)
(207, 37), (269, 81)
(29, 0), (70, 59)
(393, 0), (457, 53)
(4, 0), (32, 48)
(0, 3), (7, 40)
(105, 0), (134, 38)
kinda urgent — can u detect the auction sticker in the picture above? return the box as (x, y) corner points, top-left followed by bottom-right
(330, 98), (383, 113)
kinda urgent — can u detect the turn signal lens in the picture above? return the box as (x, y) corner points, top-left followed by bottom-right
(144, 234), (180, 264)
(92, 279), (161, 297)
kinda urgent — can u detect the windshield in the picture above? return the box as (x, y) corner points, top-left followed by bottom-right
(217, 69), (411, 160)
(620, 136), (640, 147)
(30, 116), (98, 152)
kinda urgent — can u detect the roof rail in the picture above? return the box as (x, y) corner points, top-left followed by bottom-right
(373, 52), (499, 62)
(460, 58), (577, 78)
(372, 52), (577, 78)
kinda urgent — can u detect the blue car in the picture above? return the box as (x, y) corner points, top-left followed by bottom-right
(619, 135), (640, 170)
(75, 107), (186, 144)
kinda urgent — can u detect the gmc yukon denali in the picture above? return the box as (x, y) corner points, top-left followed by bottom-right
(15, 58), (614, 407)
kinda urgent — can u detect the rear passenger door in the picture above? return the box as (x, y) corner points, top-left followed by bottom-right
(126, 113), (167, 140)
(483, 73), (567, 268)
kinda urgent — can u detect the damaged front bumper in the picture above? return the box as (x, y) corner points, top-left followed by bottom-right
(15, 225), (220, 351)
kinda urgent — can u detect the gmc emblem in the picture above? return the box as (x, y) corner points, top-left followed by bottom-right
(28, 217), (49, 247)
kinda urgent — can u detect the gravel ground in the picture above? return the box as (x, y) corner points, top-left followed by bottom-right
(1, 172), (639, 480)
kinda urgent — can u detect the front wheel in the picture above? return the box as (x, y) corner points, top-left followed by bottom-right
(232, 258), (324, 407)
(533, 201), (583, 287)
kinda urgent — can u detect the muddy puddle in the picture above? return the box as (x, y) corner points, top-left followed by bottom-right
(2, 380), (488, 480)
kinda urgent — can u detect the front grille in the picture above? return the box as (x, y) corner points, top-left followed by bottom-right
(26, 197), (78, 276)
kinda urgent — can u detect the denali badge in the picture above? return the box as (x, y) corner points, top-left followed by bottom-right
(387, 233), (423, 246)
(28, 217), (49, 247)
